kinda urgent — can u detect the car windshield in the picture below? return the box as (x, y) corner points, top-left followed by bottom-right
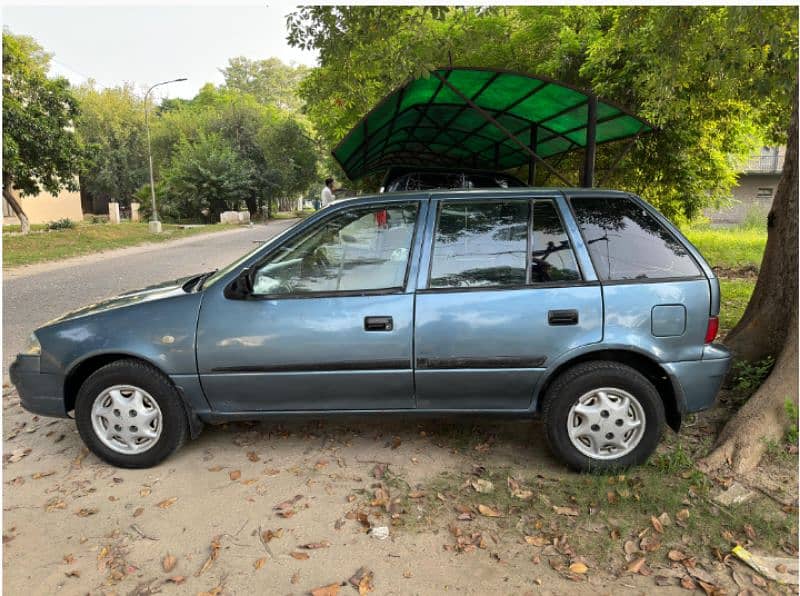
(201, 223), (301, 289)
(385, 171), (524, 192)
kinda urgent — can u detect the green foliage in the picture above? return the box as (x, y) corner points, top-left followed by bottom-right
(148, 85), (318, 220)
(73, 82), (148, 206)
(718, 278), (755, 334)
(220, 56), (309, 112)
(2, 30), (83, 196)
(46, 218), (75, 230)
(287, 6), (797, 218)
(785, 400), (799, 444)
(733, 356), (775, 397)
(161, 133), (257, 222)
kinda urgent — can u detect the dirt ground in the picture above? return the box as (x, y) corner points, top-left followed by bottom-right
(2, 387), (797, 596)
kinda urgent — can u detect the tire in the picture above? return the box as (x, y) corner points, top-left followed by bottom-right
(542, 361), (665, 472)
(75, 359), (189, 468)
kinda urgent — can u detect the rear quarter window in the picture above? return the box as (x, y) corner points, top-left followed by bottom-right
(571, 196), (700, 281)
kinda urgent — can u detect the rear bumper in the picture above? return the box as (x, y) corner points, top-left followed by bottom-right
(664, 343), (732, 415)
(9, 355), (68, 418)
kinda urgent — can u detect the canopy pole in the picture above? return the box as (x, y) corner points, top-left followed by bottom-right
(527, 124), (538, 185)
(431, 70), (574, 187)
(581, 95), (597, 187)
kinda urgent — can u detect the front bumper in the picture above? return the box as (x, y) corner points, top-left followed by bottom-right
(9, 355), (68, 418)
(663, 343), (732, 415)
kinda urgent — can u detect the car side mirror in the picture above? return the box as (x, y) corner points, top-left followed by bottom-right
(224, 267), (254, 299)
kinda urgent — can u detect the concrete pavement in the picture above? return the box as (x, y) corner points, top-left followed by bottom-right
(2, 220), (298, 373)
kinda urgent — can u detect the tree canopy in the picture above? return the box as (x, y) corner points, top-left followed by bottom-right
(2, 29), (84, 232)
(287, 6), (798, 219)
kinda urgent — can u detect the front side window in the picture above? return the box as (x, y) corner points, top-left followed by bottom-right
(430, 201), (529, 288)
(571, 196), (700, 281)
(251, 203), (418, 295)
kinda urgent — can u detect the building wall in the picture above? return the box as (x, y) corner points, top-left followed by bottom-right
(704, 147), (784, 226)
(3, 185), (84, 225)
(704, 173), (779, 225)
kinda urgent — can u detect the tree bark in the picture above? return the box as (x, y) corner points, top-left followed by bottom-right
(699, 92), (799, 474)
(3, 185), (30, 234)
(723, 92), (799, 362)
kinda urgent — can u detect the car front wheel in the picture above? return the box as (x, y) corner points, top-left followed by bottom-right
(75, 359), (188, 468)
(542, 361), (665, 472)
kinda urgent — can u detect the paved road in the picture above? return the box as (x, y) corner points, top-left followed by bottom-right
(3, 220), (297, 373)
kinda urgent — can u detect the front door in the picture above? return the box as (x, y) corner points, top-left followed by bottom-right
(196, 200), (425, 412)
(414, 195), (603, 410)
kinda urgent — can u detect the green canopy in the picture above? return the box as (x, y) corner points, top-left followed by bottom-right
(332, 67), (654, 184)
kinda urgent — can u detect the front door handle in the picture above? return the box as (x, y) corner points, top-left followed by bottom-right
(364, 316), (393, 331)
(548, 309), (579, 326)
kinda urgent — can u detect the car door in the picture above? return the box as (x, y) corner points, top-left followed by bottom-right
(196, 199), (427, 412)
(413, 193), (603, 410)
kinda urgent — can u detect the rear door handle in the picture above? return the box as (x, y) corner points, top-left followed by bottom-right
(548, 309), (579, 326)
(364, 316), (393, 331)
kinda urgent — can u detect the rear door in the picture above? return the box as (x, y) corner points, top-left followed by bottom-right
(413, 193), (603, 410)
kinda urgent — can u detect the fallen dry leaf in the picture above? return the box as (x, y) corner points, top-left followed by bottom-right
(133, 507), (144, 518)
(310, 584), (340, 596)
(229, 470), (241, 481)
(247, 451), (260, 462)
(569, 562), (588, 574)
(290, 571), (300, 584)
(553, 506), (580, 516)
(162, 553), (177, 573)
(651, 515), (664, 533)
(470, 479), (494, 493)
(627, 557), (646, 574)
(525, 535), (549, 547)
(76, 508), (98, 517)
(7, 448), (31, 463)
(477, 504), (502, 517)
(680, 576), (697, 590)
(290, 551), (309, 560)
(157, 497), (178, 509)
(139, 486), (152, 497)
(668, 549), (688, 561)
(300, 541), (331, 549)
(349, 566), (374, 595)
(207, 465), (223, 472)
(32, 470), (55, 479)
(254, 557), (267, 570)
(166, 576), (186, 585)
(408, 490), (426, 499)
(45, 498), (66, 512)
(262, 528), (283, 542)
(195, 536), (221, 576)
(64, 569), (80, 578)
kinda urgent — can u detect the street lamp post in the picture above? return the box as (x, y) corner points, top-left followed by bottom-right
(144, 78), (187, 233)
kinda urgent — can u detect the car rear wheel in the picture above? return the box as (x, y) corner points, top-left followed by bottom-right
(75, 359), (188, 468)
(542, 361), (665, 472)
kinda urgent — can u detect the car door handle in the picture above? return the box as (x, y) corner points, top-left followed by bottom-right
(364, 316), (393, 331)
(548, 309), (579, 326)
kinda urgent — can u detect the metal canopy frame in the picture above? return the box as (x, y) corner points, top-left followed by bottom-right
(332, 67), (656, 187)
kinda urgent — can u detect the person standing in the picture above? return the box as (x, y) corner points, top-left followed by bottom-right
(319, 177), (335, 209)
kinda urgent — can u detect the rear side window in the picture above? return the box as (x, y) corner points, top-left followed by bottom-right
(571, 196), (700, 281)
(430, 201), (528, 288)
(531, 201), (581, 283)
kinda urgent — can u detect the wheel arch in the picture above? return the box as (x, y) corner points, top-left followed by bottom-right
(63, 352), (203, 438)
(534, 348), (682, 431)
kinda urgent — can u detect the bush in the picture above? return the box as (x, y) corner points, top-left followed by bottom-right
(47, 218), (76, 230)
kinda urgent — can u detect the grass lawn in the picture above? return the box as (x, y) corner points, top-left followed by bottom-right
(682, 224), (766, 271)
(681, 223), (766, 335)
(3, 222), (237, 268)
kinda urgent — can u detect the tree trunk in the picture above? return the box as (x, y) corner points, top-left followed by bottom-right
(699, 93), (799, 474)
(3, 185), (30, 234)
(723, 92), (799, 362)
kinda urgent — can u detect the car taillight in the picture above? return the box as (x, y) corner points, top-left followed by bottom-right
(705, 316), (719, 344)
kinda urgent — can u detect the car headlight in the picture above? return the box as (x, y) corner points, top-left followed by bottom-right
(24, 333), (41, 356)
